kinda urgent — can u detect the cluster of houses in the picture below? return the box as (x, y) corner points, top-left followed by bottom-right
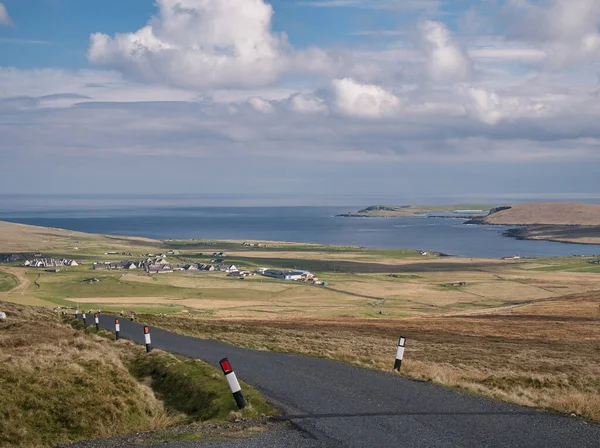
(241, 242), (268, 248)
(92, 258), (240, 275)
(24, 258), (79, 268)
(175, 263), (237, 273)
(94, 257), (173, 274)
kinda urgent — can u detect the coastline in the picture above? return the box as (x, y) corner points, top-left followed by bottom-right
(502, 225), (600, 246)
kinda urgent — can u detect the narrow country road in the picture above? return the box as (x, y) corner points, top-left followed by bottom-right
(91, 314), (600, 447)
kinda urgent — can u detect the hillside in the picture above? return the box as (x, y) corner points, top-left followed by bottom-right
(482, 202), (600, 226)
(465, 202), (600, 245)
(0, 301), (271, 447)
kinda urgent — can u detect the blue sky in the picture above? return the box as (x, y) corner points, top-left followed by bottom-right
(1, 0), (599, 202)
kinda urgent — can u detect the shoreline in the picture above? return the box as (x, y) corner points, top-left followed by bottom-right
(502, 225), (600, 247)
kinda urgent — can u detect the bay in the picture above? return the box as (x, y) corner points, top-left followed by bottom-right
(0, 199), (599, 259)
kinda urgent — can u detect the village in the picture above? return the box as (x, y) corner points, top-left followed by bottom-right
(2, 250), (326, 285)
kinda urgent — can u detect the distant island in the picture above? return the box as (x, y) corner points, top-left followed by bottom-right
(465, 202), (600, 245)
(337, 204), (492, 218)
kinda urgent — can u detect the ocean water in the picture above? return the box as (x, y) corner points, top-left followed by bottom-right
(0, 198), (599, 259)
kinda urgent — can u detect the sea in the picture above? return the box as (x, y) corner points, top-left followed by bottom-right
(1, 195), (599, 259)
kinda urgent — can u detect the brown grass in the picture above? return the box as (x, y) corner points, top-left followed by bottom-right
(140, 290), (600, 422)
(0, 302), (273, 448)
(485, 202), (600, 225)
(0, 301), (178, 448)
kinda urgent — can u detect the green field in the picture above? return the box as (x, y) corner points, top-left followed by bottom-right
(532, 263), (600, 273)
(0, 271), (18, 292)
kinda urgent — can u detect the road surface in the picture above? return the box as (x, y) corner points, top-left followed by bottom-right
(90, 314), (600, 447)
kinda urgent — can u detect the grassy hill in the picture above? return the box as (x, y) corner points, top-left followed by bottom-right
(483, 202), (600, 225)
(0, 301), (271, 447)
(472, 202), (600, 245)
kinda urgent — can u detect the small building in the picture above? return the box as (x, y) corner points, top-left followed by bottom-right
(288, 270), (314, 281)
(263, 269), (288, 280)
(148, 264), (173, 274)
(217, 264), (238, 273)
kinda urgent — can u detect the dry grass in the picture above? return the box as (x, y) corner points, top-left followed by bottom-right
(140, 290), (600, 422)
(485, 202), (600, 226)
(0, 301), (272, 448)
(0, 301), (178, 448)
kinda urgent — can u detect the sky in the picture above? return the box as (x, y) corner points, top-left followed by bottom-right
(0, 0), (599, 202)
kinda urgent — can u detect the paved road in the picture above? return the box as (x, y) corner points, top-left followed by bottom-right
(92, 315), (600, 447)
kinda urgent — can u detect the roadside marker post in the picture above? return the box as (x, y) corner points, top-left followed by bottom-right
(75, 308), (79, 318)
(144, 326), (152, 353)
(115, 319), (120, 340)
(219, 358), (247, 410)
(94, 313), (99, 330)
(394, 336), (406, 372)
(82, 312), (87, 324)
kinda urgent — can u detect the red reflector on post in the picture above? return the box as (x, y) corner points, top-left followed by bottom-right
(220, 358), (233, 374)
(144, 326), (150, 334)
(115, 319), (119, 324)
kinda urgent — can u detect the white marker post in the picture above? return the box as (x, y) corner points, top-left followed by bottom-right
(394, 336), (406, 372)
(75, 308), (79, 318)
(144, 326), (152, 353)
(115, 319), (121, 340)
(131, 311), (136, 322)
(94, 313), (100, 330)
(219, 358), (247, 410)
(82, 312), (87, 324)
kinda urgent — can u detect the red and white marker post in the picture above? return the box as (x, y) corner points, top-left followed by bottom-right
(94, 313), (99, 330)
(144, 326), (152, 353)
(82, 311), (87, 324)
(219, 358), (247, 410)
(394, 336), (406, 372)
(115, 319), (121, 340)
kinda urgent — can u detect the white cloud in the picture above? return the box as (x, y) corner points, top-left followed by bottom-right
(464, 86), (551, 125)
(0, 2), (13, 26)
(248, 97), (274, 114)
(331, 78), (401, 118)
(87, 0), (342, 90)
(418, 20), (472, 83)
(505, 0), (600, 67)
(288, 93), (329, 114)
(88, 0), (292, 89)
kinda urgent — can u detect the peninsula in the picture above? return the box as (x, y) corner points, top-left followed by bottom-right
(337, 204), (492, 217)
(466, 202), (600, 245)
